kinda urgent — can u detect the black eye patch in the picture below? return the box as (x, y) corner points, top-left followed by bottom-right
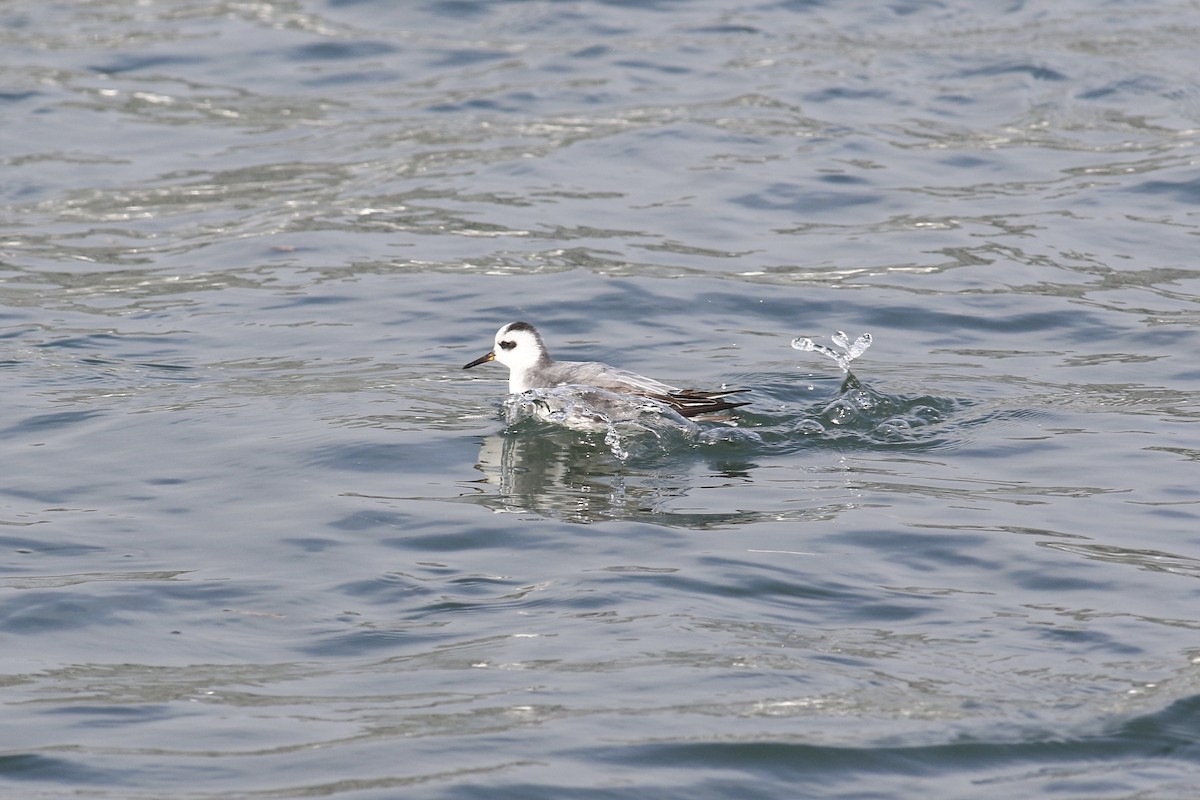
(499, 340), (516, 351)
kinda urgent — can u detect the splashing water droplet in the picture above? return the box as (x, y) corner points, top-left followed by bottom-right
(792, 330), (872, 372)
(846, 333), (872, 359)
(603, 423), (629, 461)
(791, 337), (817, 352)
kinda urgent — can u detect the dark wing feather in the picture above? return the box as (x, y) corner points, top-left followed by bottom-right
(646, 388), (751, 418)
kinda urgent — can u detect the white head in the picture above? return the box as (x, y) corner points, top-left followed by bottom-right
(463, 321), (552, 392)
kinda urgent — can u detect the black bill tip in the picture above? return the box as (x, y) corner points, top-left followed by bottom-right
(463, 351), (495, 370)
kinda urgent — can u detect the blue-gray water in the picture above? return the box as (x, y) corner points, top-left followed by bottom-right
(3, 1), (1200, 797)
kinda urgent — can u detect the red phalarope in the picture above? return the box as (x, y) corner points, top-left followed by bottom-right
(463, 321), (750, 418)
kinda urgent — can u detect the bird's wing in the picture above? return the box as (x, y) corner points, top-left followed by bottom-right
(550, 360), (680, 395)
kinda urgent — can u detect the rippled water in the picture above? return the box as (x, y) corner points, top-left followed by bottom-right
(3, 0), (1200, 798)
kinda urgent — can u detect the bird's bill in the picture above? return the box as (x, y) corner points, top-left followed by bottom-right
(463, 351), (495, 369)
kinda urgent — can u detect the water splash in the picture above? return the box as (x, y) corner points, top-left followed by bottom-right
(502, 386), (758, 460)
(767, 373), (958, 449)
(504, 386), (686, 460)
(791, 331), (872, 373)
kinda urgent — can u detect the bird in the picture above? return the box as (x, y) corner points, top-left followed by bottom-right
(463, 321), (750, 418)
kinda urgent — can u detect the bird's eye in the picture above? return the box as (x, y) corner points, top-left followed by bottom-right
(499, 340), (516, 351)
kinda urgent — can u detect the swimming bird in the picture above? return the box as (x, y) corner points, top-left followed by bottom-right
(463, 321), (750, 418)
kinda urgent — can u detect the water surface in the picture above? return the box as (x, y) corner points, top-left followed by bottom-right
(2, 1), (1200, 798)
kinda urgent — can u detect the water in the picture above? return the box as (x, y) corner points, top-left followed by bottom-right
(2, 0), (1199, 797)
